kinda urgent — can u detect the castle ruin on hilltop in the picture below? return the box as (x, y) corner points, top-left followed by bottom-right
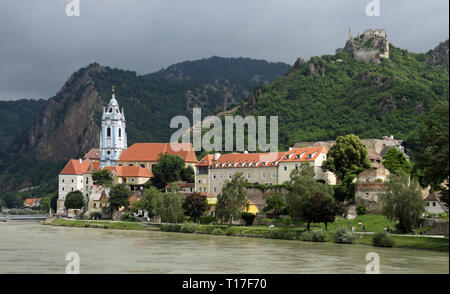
(336, 28), (390, 63)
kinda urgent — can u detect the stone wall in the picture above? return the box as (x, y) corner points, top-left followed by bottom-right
(355, 182), (386, 214)
(419, 218), (449, 235)
(245, 187), (289, 212)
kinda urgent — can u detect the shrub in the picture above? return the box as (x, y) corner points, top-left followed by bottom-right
(198, 216), (217, 224)
(372, 232), (394, 247)
(282, 215), (292, 226)
(356, 205), (366, 215)
(120, 212), (137, 222)
(333, 226), (355, 244)
(299, 230), (328, 242)
(90, 212), (102, 220)
(211, 228), (225, 235)
(241, 212), (256, 226)
(311, 230), (328, 242)
(180, 223), (199, 233)
(161, 223), (181, 232)
(299, 231), (314, 241)
(269, 229), (297, 240)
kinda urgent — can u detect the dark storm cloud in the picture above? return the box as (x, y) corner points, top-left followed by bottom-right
(0, 0), (448, 100)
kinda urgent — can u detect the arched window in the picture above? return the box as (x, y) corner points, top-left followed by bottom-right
(107, 127), (111, 137)
(119, 128), (121, 138)
(108, 108), (113, 113)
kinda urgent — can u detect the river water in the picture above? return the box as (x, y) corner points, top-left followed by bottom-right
(0, 221), (448, 274)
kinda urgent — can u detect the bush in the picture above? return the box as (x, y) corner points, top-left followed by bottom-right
(241, 212), (256, 226)
(356, 205), (366, 215)
(282, 215), (292, 226)
(299, 231), (314, 241)
(161, 223), (181, 232)
(90, 212), (102, 220)
(372, 232), (394, 247)
(180, 223), (199, 233)
(333, 226), (355, 244)
(312, 230), (328, 242)
(211, 228), (225, 235)
(198, 216), (217, 224)
(120, 212), (137, 222)
(269, 229), (297, 240)
(299, 230), (328, 242)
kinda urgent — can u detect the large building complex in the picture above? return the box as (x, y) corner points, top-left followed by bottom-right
(195, 146), (336, 196)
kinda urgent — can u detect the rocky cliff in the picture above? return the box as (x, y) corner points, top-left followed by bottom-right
(15, 64), (105, 161)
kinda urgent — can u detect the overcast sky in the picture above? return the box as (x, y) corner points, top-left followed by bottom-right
(0, 0), (448, 100)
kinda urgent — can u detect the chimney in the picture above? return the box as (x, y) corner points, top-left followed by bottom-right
(79, 158), (82, 164)
(214, 153), (221, 161)
(289, 147), (293, 151)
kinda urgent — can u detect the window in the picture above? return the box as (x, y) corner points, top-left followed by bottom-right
(107, 127), (111, 137)
(203, 178), (207, 184)
(219, 173), (223, 179)
(284, 166), (287, 171)
(119, 128), (122, 138)
(247, 173), (251, 179)
(198, 179), (201, 184)
(86, 178), (89, 184)
(272, 172), (276, 179)
(71, 179), (74, 183)
(62, 179), (64, 183)
(433, 202), (436, 207)
(213, 174), (217, 179)
(295, 164), (299, 170)
(140, 164), (145, 168)
(62, 187), (64, 191)
(228, 173), (232, 179)
(213, 187), (217, 193)
(262, 172), (266, 178)
(427, 202), (430, 206)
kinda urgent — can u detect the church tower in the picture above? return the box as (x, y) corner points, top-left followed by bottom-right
(100, 86), (127, 168)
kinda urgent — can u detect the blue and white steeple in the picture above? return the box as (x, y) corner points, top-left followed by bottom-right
(100, 86), (127, 168)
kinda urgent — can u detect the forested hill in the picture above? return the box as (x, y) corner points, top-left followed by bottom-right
(0, 99), (47, 150)
(236, 39), (449, 150)
(0, 57), (290, 194)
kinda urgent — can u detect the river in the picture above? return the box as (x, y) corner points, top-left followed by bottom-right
(0, 221), (448, 274)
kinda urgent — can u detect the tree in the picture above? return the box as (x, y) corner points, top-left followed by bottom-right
(322, 134), (371, 181)
(381, 172), (425, 233)
(182, 192), (209, 218)
(181, 166), (195, 183)
(109, 184), (130, 212)
(156, 191), (184, 223)
(415, 101), (449, 206)
(92, 169), (114, 187)
(39, 197), (51, 212)
(50, 192), (58, 212)
(286, 165), (335, 230)
(215, 172), (248, 225)
(151, 153), (186, 188)
(383, 148), (412, 175)
(64, 191), (84, 210)
(264, 192), (287, 219)
(301, 192), (341, 231)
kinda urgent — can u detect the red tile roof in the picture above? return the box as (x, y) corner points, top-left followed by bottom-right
(60, 159), (99, 175)
(119, 143), (198, 163)
(196, 147), (327, 168)
(83, 148), (101, 161)
(23, 198), (40, 207)
(103, 166), (153, 178)
(129, 194), (143, 205)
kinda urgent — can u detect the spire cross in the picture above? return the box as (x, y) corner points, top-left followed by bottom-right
(112, 85), (115, 93)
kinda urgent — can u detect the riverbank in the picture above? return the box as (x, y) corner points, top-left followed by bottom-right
(43, 218), (449, 252)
